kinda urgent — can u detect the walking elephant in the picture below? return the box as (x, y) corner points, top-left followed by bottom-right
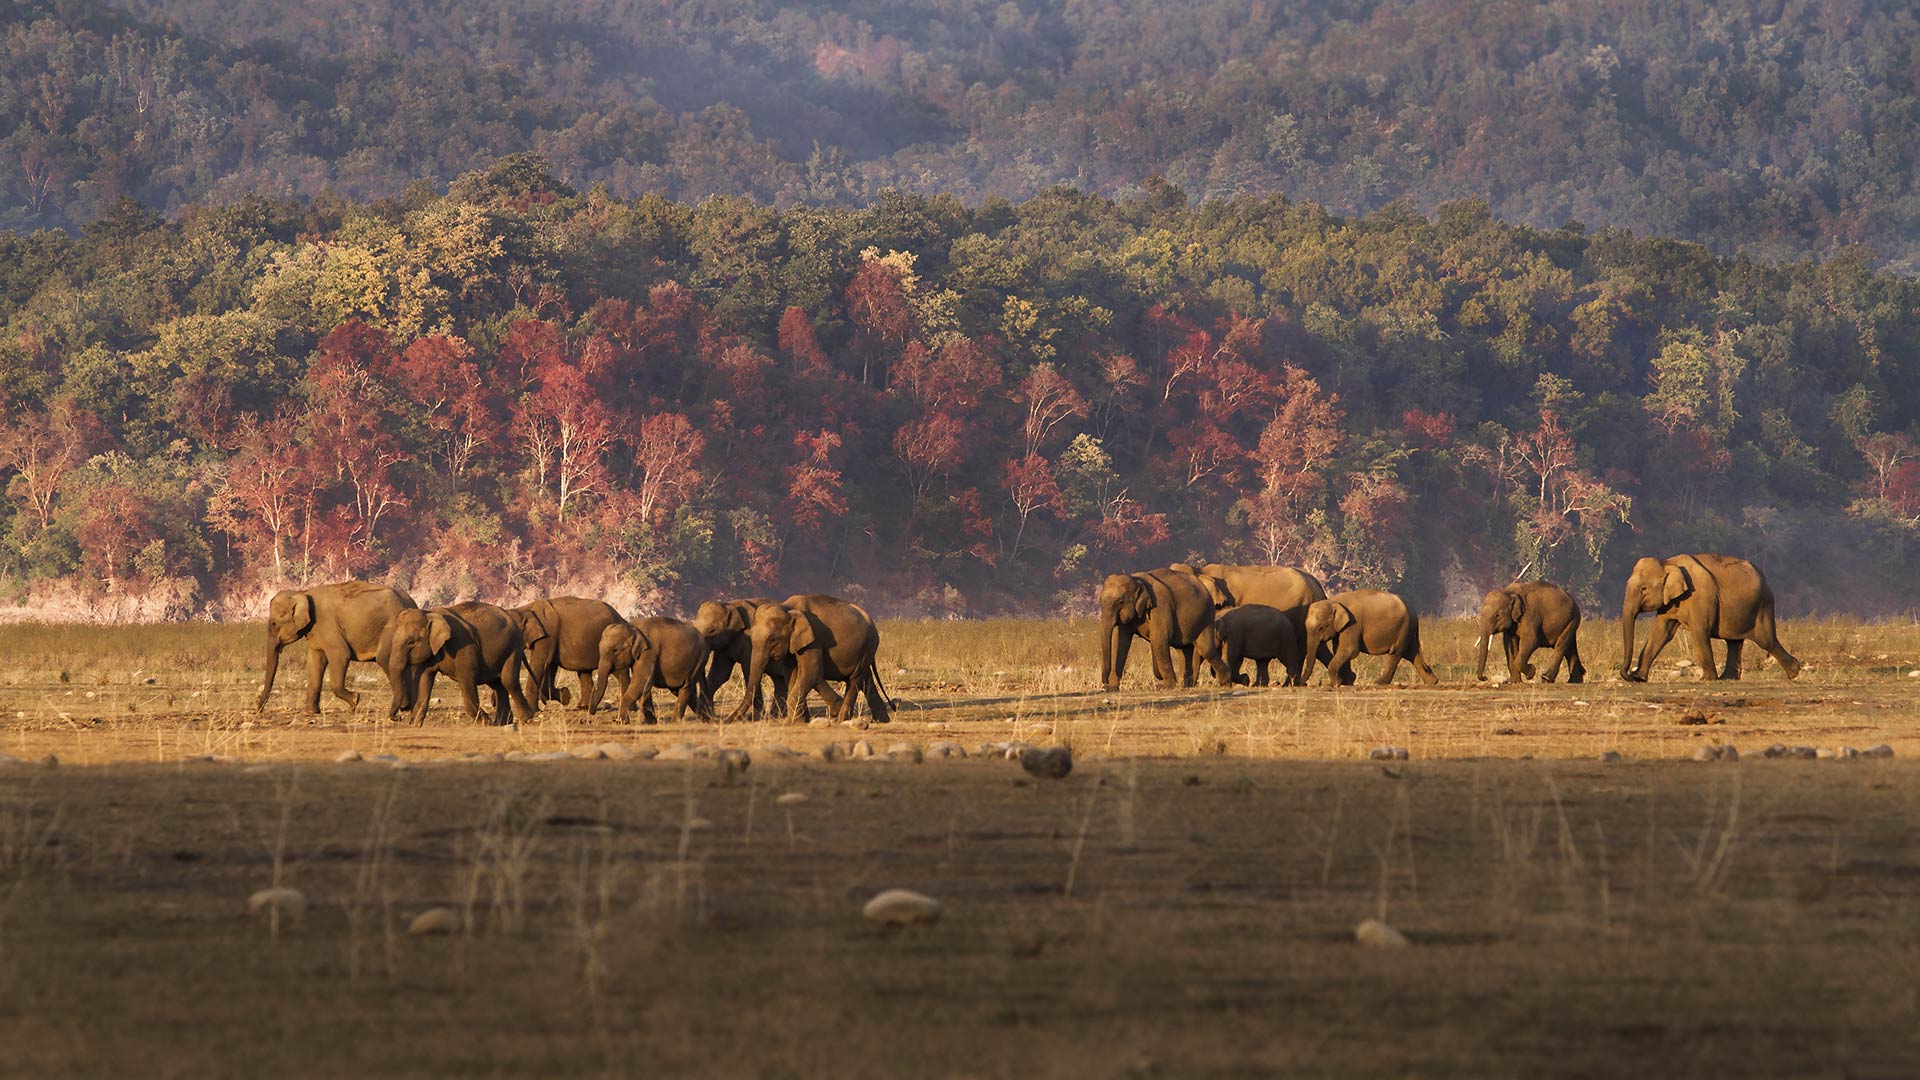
(1476, 581), (1585, 684)
(1195, 604), (1304, 687)
(730, 595), (891, 725)
(1098, 567), (1226, 690)
(694, 597), (840, 720)
(385, 602), (536, 725)
(1620, 554), (1800, 682)
(591, 617), (713, 724)
(1301, 590), (1438, 688)
(258, 581), (416, 713)
(512, 597), (626, 710)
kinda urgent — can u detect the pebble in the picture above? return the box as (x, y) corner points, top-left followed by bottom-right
(248, 887), (307, 920)
(598, 743), (636, 760)
(1599, 750), (1623, 763)
(39, 754), (57, 768)
(885, 742), (923, 764)
(849, 740), (877, 760)
(808, 717), (834, 727)
(925, 741), (968, 760)
(655, 743), (698, 761)
(1787, 746), (1818, 760)
(815, 742), (845, 763)
(569, 745), (606, 760)
(1367, 747), (1411, 761)
(1019, 746), (1073, 780)
(862, 889), (943, 927)
(1815, 748), (1836, 760)
(408, 907), (460, 935)
(775, 792), (809, 806)
(716, 748), (751, 774)
(1862, 745), (1895, 759)
(1837, 746), (1860, 760)
(525, 751), (572, 762)
(1354, 918), (1410, 948)
(0, 753), (18, 766)
(334, 749), (363, 763)
(684, 817), (715, 832)
(503, 750), (531, 762)
(367, 753), (402, 765)
(760, 744), (802, 759)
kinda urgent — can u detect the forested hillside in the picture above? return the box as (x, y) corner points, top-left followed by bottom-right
(0, 158), (1914, 618)
(3, 0), (1918, 267)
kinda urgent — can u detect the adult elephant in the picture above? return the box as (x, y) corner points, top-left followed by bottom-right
(257, 581), (416, 713)
(592, 617), (713, 724)
(511, 597), (626, 710)
(1301, 590), (1438, 689)
(1098, 567), (1225, 690)
(1176, 562), (1326, 623)
(730, 595), (890, 725)
(385, 602), (536, 726)
(1475, 581), (1585, 684)
(693, 598), (840, 720)
(1620, 554), (1800, 682)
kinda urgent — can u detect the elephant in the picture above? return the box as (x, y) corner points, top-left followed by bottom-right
(590, 617), (712, 724)
(730, 595), (891, 725)
(258, 581), (416, 713)
(693, 597), (840, 720)
(1301, 590), (1439, 688)
(511, 597), (626, 710)
(384, 602), (536, 725)
(1475, 581), (1585, 684)
(1620, 554), (1800, 682)
(1098, 567), (1226, 690)
(1195, 604), (1304, 687)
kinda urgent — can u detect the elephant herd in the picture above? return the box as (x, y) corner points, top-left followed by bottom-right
(1099, 553), (1801, 691)
(258, 586), (892, 726)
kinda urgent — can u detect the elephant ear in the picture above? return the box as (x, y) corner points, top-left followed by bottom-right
(1660, 564), (1692, 607)
(517, 609), (550, 645)
(1130, 576), (1157, 616)
(1505, 590), (1525, 626)
(726, 603), (753, 633)
(428, 613), (454, 654)
(788, 612), (817, 653)
(289, 592), (315, 635)
(1328, 603), (1355, 634)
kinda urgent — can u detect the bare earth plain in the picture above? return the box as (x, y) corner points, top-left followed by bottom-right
(1, 617), (1916, 1078)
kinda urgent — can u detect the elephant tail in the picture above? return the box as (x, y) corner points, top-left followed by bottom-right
(869, 662), (897, 709)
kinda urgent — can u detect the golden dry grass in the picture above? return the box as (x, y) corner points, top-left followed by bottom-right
(1, 618), (1916, 1077)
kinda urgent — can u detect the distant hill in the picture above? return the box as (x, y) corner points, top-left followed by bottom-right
(3, 0), (1916, 269)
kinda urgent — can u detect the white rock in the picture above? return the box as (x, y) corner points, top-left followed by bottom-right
(1367, 747), (1410, 761)
(1837, 746), (1860, 759)
(760, 744), (801, 759)
(863, 889), (942, 927)
(655, 743), (698, 761)
(850, 739), (877, 760)
(334, 749), (363, 763)
(0, 753), (19, 765)
(1907, 670), (1920, 678)
(885, 742), (923, 763)
(1815, 748), (1836, 759)
(1692, 746), (1720, 762)
(716, 748), (751, 773)
(1721, 745), (1740, 762)
(775, 792), (809, 806)
(248, 887), (307, 920)
(408, 907), (460, 935)
(525, 751), (572, 762)
(808, 717), (833, 727)
(815, 742), (845, 763)
(684, 817), (715, 832)
(569, 745), (606, 760)
(598, 742), (636, 760)
(925, 741), (968, 760)
(1354, 918), (1410, 948)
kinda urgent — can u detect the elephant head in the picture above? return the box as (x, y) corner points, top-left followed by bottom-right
(693, 600), (750, 649)
(385, 608), (455, 714)
(1621, 557), (1691, 677)
(261, 589), (316, 695)
(511, 605), (556, 699)
(1098, 574), (1155, 689)
(735, 603), (814, 713)
(1170, 563), (1234, 609)
(1474, 588), (1524, 681)
(1300, 600), (1353, 686)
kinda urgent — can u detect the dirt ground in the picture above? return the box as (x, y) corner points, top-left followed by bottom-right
(0, 618), (1916, 1077)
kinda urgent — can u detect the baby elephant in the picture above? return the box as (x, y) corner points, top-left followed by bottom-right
(591, 616), (713, 724)
(1300, 589), (1439, 688)
(1196, 604), (1304, 687)
(1475, 581), (1584, 684)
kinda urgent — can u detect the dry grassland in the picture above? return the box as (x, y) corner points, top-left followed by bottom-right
(0, 617), (1916, 1077)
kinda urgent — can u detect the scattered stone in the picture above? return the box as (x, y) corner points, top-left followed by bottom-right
(1354, 918), (1410, 948)
(1761, 744), (1788, 759)
(39, 754), (57, 768)
(1836, 746), (1860, 760)
(1599, 750), (1623, 763)
(760, 744), (802, 759)
(1862, 744), (1896, 759)
(334, 749), (363, 763)
(569, 745), (606, 760)
(525, 751), (572, 762)
(775, 792), (809, 806)
(1367, 747), (1411, 761)
(849, 739), (877, 760)
(1024, 723), (1054, 737)
(716, 748), (751, 776)
(408, 907), (460, 935)
(466, 752), (506, 763)
(0, 753), (19, 766)
(692, 744), (720, 758)
(655, 743), (698, 761)
(1019, 745), (1073, 780)
(808, 717), (834, 728)
(862, 889), (942, 927)
(815, 742), (845, 763)
(684, 817), (715, 832)
(925, 741), (968, 760)
(143, 676), (157, 685)
(248, 887), (307, 921)
(1692, 746), (1719, 762)
(503, 750), (531, 762)
(1787, 745), (1818, 760)
(367, 753), (402, 765)
(598, 742), (636, 760)
(1815, 748), (1836, 759)
(885, 742), (923, 763)
(1907, 670), (1920, 678)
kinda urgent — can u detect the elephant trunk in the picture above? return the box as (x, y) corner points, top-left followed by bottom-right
(1100, 619), (1117, 688)
(730, 638), (771, 723)
(257, 634), (285, 710)
(1300, 632), (1322, 686)
(386, 652), (415, 719)
(1620, 592), (1642, 679)
(1474, 628), (1491, 681)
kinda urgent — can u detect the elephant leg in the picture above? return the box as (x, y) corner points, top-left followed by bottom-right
(304, 648), (327, 714)
(1149, 634), (1178, 689)
(1687, 628), (1719, 681)
(1179, 644), (1197, 688)
(1326, 639), (1362, 689)
(786, 664), (825, 724)
(832, 671), (863, 725)
(640, 687), (658, 725)
(574, 671), (595, 711)
(1635, 617), (1681, 679)
(325, 650), (361, 709)
(812, 680), (846, 716)
(1253, 659), (1270, 687)
(1751, 612), (1802, 678)
(768, 668), (792, 720)
(503, 655), (535, 724)
(1407, 630), (1440, 686)
(1565, 634), (1586, 684)
(1376, 648), (1404, 686)
(456, 671), (484, 722)
(1719, 639), (1744, 681)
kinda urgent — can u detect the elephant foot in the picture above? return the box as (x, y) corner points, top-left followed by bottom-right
(555, 687), (572, 706)
(1620, 670), (1645, 683)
